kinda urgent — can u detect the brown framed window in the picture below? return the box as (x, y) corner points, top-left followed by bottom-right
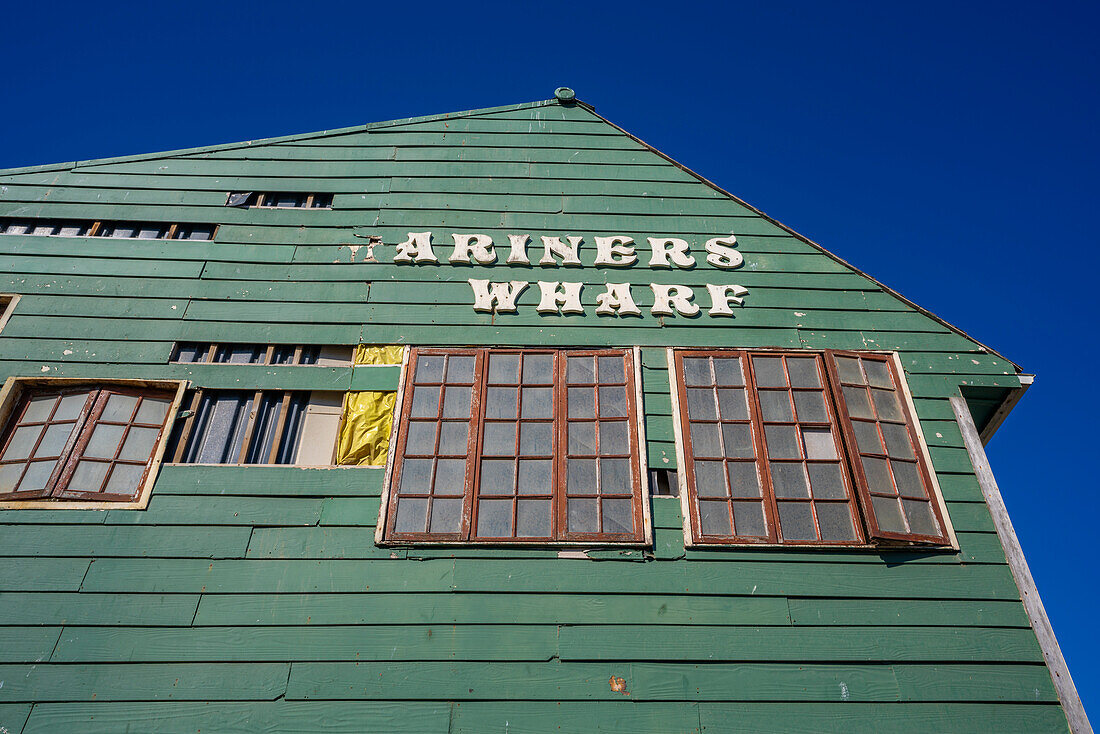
(673, 349), (949, 547)
(171, 342), (353, 366)
(227, 192), (333, 209)
(0, 386), (175, 502)
(0, 218), (215, 240)
(382, 347), (646, 544)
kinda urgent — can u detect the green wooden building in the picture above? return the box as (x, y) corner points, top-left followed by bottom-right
(0, 89), (1088, 733)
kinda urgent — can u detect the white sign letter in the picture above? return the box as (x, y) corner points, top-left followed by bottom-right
(595, 283), (641, 316)
(449, 234), (497, 264)
(704, 235), (743, 269)
(393, 232), (438, 263)
(650, 283), (699, 316)
(593, 236), (637, 267)
(536, 281), (584, 314)
(539, 236), (583, 266)
(706, 284), (749, 316)
(647, 237), (696, 269)
(468, 279), (529, 313)
(506, 234), (531, 265)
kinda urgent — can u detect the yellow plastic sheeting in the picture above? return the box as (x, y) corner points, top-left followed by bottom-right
(336, 390), (397, 466)
(354, 344), (404, 366)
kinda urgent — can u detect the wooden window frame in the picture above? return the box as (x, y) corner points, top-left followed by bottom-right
(0, 218), (217, 241)
(0, 294), (20, 335)
(669, 348), (957, 550)
(376, 346), (652, 547)
(248, 192), (332, 210)
(0, 377), (187, 510)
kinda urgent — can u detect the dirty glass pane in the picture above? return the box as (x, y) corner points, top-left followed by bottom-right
(599, 457), (631, 495)
(415, 356), (445, 383)
(104, 463), (145, 495)
(863, 360), (893, 389)
(0, 463), (23, 493)
(598, 356), (624, 383)
(721, 423), (754, 459)
(602, 499), (633, 533)
(686, 388), (716, 420)
(732, 501), (767, 537)
(68, 460), (110, 492)
(891, 460), (926, 498)
(852, 420), (884, 455)
(522, 354), (554, 384)
(807, 463), (846, 499)
(567, 387), (595, 419)
(835, 357), (864, 384)
(4, 425), (44, 461)
(902, 499), (938, 536)
(442, 387), (471, 419)
(872, 389), (904, 422)
(699, 500), (731, 535)
(792, 391), (828, 423)
(517, 499), (551, 537)
(23, 395), (59, 423)
(429, 498), (463, 533)
(568, 422), (596, 455)
(521, 387), (553, 419)
(404, 421), (437, 455)
(517, 459), (552, 495)
(712, 358), (743, 386)
(101, 394), (139, 423)
(485, 387), (518, 420)
(689, 422), (721, 458)
(881, 423), (913, 459)
(871, 495), (906, 533)
(566, 356), (594, 384)
(683, 357), (711, 387)
(727, 462), (761, 497)
(488, 354), (520, 384)
(764, 424), (800, 459)
(862, 456), (893, 491)
(479, 459), (515, 495)
(118, 427), (160, 462)
(432, 459), (466, 494)
(842, 386), (874, 420)
(398, 459), (432, 494)
(599, 421), (628, 455)
(802, 427), (838, 460)
(445, 356), (475, 384)
(394, 497), (428, 532)
(84, 424), (126, 459)
(694, 460), (727, 497)
(758, 391), (793, 422)
(717, 389), (748, 420)
(410, 385), (441, 418)
(568, 497), (598, 533)
(778, 502), (816, 540)
(437, 422), (469, 456)
(752, 357), (787, 388)
(771, 462), (810, 498)
(17, 460), (56, 491)
(134, 398), (171, 425)
(482, 422), (517, 456)
(567, 458), (597, 494)
(519, 422), (552, 455)
(786, 358), (821, 388)
(599, 386), (627, 418)
(816, 502), (856, 541)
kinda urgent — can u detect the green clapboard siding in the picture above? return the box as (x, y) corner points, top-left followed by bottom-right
(0, 94), (1064, 733)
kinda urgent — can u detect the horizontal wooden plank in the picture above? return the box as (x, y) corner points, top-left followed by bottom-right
(151, 465), (383, 496)
(0, 558), (90, 591)
(0, 592), (199, 625)
(450, 700), (701, 733)
(104, 495), (324, 526)
(0, 663), (290, 702)
(0, 525), (251, 558)
(246, 527), (393, 559)
(0, 627), (63, 662)
(787, 598), (1030, 628)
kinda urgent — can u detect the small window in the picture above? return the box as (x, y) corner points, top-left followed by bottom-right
(0, 218), (89, 237)
(167, 389), (342, 465)
(171, 343), (350, 366)
(672, 349), (950, 547)
(382, 348), (647, 544)
(0, 382), (179, 504)
(229, 192), (333, 209)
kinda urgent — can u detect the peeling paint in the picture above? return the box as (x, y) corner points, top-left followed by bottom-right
(609, 676), (629, 695)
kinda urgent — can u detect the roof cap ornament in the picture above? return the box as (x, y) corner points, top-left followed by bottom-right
(554, 87), (576, 102)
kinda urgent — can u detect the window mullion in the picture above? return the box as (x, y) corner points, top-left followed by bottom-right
(552, 351), (566, 540)
(464, 349), (488, 541)
(744, 354), (782, 544)
(50, 389), (106, 498)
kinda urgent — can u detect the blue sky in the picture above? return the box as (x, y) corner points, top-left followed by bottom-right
(3, 0), (1097, 716)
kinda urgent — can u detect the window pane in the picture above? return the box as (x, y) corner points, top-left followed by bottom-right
(816, 503), (857, 541)
(18, 460), (56, 491)
(405, 422), (437, 455)
(727, 462), (761, 498)
(437, 422), (469, 455)
(519, 422), (552, 455)
(599, 386), (627, 418)
(433, 459), (466, 494)
(600, 458), (631, 494)
(802, 427), (838, 460)
(598, 356), (624, 383)
(395, 497), (428, 532)
(479, 459), (515, 494)
(842, 386), (874, 420)
(686, 388), (716, 420)
(410, 385), (440, 418)
(415, 356), (445, 383)
(118, 427), (160, 461)
(786, 358), (821, 388)
(568, 422), (597, 455)
(752, 357), (787, 387)
(522, 354), (554, 384)
(835, 357), (864, 384)
(135, 398), (171, 425)
(568, 387), (595, 419)
(764, 424), (800, 459)
(485, 387), (518, 420)
(68, 461), (110, 492)
(807, 463), (847, 499)
(721, 423), (755, 459)
(599, 421), (628, 455)
(871, 495), (906, 533)
(699, 501), (731, 535)
(0, 463), (23, 492)
(482, 422), (517, 456)
(732, 501), (766, 537)
(3, 425), (44, 461)
(84, 424), (126, 459)
(442, 387), (472, 419)
(568, 497), (598, 532)
(567, 458), (597, 494)
(712, 358), (743, 386)
(521, 387), (553, 420)
(792, 391), (827, 423)
(517, 499), (551, 537)
(602, 498), (633, 533)
(104, 464), (145, 495)
(872, 389), (904, 422)
(429, 498), (463, 533)
(902, 499), (938, 536)
(101, 394), (139, 423)
(690, 422), (721, 458)
(892, 460), (926, 498)
(399, 459), (432, 493)
(517, 459), (552, 495)
(446, 356), (475, 383)
(881, 423), (913, 459)
(778, 502), (816, 540)
(683, 357), (711, 386)
(862, 456), (893, 491)
(567, 356), (594, 383)
(694, 460), (727, 497)
(863, 360), (893, 388)
(24, 395), (59, 423)
(758, 391), (793, 422)
(717, 389), (748, 420)
(771, 462), (809, 498)
(488, 354), (520, 384)
(852, 421), (884, 454)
